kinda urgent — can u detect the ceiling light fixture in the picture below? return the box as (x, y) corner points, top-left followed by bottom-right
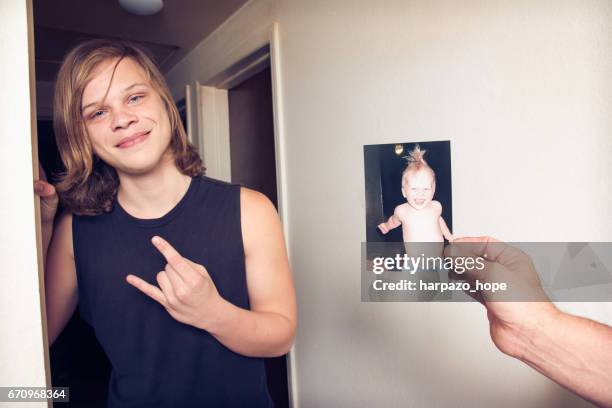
(118, 0), (164, 16)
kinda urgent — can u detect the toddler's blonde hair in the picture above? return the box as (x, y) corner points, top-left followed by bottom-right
(401, 145), (435, 186)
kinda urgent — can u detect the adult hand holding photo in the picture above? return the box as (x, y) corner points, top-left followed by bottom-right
(444, 237), (554, 356)
(445, 237), (612, 408)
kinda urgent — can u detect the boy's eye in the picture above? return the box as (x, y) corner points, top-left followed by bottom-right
(89, 110), (106, 120)
(128, 94), (143, 104)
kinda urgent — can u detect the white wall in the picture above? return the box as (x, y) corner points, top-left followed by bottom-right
(167, 0), (276, 94)
(167, 1), (612, 407)
(0, 0), (50, 407)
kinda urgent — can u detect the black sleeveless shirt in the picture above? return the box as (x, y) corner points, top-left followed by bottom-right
(72, 176), (272, 407)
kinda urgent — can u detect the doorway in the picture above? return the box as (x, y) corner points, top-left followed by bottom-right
(228, 66), (289, 408)
(229, 67), (277, 206)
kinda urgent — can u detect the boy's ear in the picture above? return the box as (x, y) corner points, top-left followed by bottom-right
(401, 187), (406, 198)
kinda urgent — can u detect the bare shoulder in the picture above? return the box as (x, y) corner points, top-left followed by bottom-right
(394, 203), (410, 216)
(431, 200), (442, 212)
(240, 187), (277, 218)
(239, 188), (282, 251)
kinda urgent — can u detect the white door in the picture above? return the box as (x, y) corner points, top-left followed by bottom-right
(0, 0), (52, 401)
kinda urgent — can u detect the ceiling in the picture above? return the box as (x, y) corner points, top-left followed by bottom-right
(33, 0), (249, 82)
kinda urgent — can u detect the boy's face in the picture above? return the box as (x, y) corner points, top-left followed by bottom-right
(81, 57), (172, 175)
(402, 169), (436, 210)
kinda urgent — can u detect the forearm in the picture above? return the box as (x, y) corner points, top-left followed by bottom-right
(517, 309), (612, 407)
(42, 220), (54, 268)
(205, 298), (295, 358)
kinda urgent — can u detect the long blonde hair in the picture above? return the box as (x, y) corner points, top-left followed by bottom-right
(53, 39), (204, 215)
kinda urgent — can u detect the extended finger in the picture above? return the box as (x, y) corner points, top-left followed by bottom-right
(126, 274), (168, 308)
(151, 236), (198, 279)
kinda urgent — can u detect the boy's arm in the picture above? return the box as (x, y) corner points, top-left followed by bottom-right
(206, 189), (296, 356)
(45, 212), (79, 346)
(34, 163), (59, 263)
(439, 217), (453, 241)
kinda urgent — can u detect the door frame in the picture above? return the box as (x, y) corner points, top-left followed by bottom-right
(187, 22), (296, 408)
(0, 0), (53, 403)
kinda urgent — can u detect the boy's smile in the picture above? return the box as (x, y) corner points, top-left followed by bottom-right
(115, 130), (150, 149)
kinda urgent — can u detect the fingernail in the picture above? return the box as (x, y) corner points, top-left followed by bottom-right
(152, 236), (161, 245)
(34, 184), (43, 193)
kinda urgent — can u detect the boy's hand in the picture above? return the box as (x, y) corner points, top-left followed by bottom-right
(378, 223), (389, 234)
(126, 235), (225, 331)
(33, 162), (59, 224)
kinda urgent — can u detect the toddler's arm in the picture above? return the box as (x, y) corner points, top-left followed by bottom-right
(439, 217), (454, 241)
(378, 212), (402, 234)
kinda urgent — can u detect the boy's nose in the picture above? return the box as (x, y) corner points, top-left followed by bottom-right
(111, 108), (138, 130)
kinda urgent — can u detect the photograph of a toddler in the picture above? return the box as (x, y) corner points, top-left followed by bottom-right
(378, 145), (453, 243)
(363, 140), (453, 300)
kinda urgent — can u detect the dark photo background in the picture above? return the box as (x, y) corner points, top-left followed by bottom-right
(364, 141), (453, 243)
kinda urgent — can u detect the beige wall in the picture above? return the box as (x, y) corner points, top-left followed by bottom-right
(140, 0), (612, 407)
(0, 0), (49, 407)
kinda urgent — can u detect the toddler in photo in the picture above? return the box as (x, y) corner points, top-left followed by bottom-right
(378, 145), (453, 243)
